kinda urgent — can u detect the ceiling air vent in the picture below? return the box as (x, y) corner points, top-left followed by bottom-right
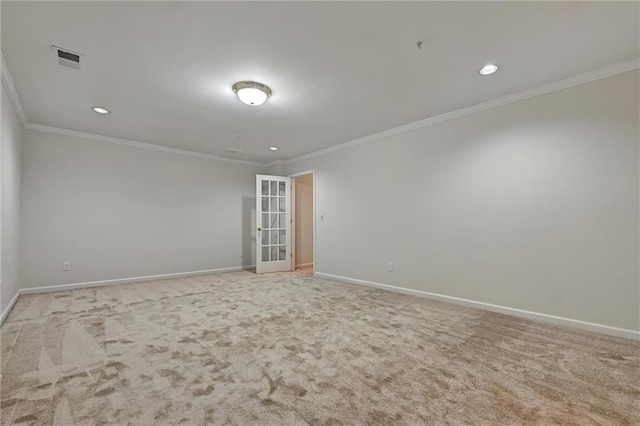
(223, 148), (243, 155)
(52, 45), (84, 70)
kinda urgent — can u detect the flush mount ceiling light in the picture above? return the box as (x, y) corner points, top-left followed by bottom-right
(232, 81), (272, 106)
(479, 64), (499, 76)
(269, 146), (279, 151)
(92, 106), (110, 114)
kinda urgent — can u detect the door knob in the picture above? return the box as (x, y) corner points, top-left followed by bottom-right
(257, 227), (262, 231)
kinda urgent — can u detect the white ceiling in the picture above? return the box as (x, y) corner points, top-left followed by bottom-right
(2, 1), (638, 164)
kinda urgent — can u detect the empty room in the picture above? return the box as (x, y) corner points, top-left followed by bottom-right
(1, 1), (638, 425)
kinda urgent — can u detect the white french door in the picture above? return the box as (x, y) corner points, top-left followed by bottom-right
(256, 174), (292, 273)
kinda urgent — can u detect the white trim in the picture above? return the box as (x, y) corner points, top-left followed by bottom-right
(3, 48), (260, 166)
(290, 177), (297, 272)
(20, 265), (255, 295)
(290, 170), (316, 274)
(295, 263), (314, 269)
(3, 51), (637, 168)
(0, 289), (22, 327)
(289, 170), (316, 178)
(23, 123), (264, 167)
(268, 58), (640, 167)
(0, 265), (256, 326)
(0, 51), (27, 126)
(315, 272), (640, 341)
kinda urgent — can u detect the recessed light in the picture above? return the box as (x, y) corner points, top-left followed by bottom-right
(92, 106), (110, 114)
(232, 81), (272, 106)
(269, 146), (279, 151)
(479, 64), (499, 76)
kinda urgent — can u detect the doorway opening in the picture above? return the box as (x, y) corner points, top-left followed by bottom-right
(291, 172), (314, 273)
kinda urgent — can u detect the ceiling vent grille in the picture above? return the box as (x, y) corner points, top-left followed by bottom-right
(52, 45), (84, 70)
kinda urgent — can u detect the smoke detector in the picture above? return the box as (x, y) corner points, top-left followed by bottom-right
(52, 45), (84, 70)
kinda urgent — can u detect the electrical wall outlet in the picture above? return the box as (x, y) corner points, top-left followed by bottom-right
(387, 261), (393, 272)
(62, 261), (71, 271)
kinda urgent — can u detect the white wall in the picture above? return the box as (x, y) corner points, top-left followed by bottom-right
(270, 70), (639, 332)
(1, 84), (23, 312)
(20, 129), (262, 288)
(294, 173), (313, 267)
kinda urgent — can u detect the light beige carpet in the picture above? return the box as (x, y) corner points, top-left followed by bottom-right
(1, 269), (638, 425)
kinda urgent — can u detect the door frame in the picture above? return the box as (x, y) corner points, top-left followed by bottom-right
(289, 170), (316, 273)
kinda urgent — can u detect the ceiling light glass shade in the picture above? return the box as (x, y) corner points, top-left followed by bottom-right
(479, 64), (499, 75)
(92, 106), (110, 114)
(269, 146), (279, 151)
(232, 81), (272, 106)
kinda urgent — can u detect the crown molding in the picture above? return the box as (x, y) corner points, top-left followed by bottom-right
(267, 58), (640, 168)
(1, 51), (28, 126)
(24, 123), (265, 167)
(2, 49), (263, 166)
(5, 51), (638, 168)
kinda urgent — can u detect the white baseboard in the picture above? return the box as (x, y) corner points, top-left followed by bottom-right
(0, 288), (22, 327)
(0, 265), (255, 327)
(315, 272), (640, 341)
(296, 263), (314, 269)
(20, 265), (256, 295)
(5, 268), (636, 340)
